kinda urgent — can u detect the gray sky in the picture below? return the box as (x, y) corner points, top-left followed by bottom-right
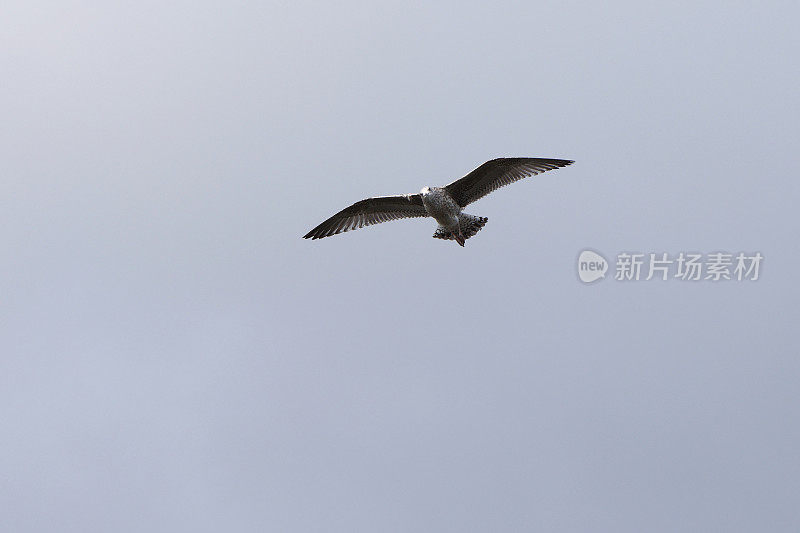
(2, 1), (799, 531)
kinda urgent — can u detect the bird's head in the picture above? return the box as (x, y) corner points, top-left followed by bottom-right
(420, 186), (432, 196)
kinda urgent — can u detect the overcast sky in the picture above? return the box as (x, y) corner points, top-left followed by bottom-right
(2, 1), (799, 531)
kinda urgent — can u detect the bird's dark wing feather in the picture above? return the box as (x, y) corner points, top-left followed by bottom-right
(303, 194), (428, 240)
(445, 158), (574, 207)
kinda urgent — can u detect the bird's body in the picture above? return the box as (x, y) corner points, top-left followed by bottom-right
(420, 186), (459, 228)
(303, 157), (573, 246)
(421, 186), (462, 241)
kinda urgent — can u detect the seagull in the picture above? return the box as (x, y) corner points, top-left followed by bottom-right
(303, 157), (573, 246)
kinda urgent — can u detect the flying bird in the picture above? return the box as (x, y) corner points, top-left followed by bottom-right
(303, 157), (573, 246)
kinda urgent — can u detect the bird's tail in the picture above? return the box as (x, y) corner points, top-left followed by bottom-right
(432, 214), (488, 244)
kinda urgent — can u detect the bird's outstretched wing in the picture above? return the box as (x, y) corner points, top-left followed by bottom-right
(445, 158), (574, 207)
(303, 194), (428, 240)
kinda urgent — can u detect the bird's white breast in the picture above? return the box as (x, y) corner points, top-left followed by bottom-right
(421, 188), (461, 228)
